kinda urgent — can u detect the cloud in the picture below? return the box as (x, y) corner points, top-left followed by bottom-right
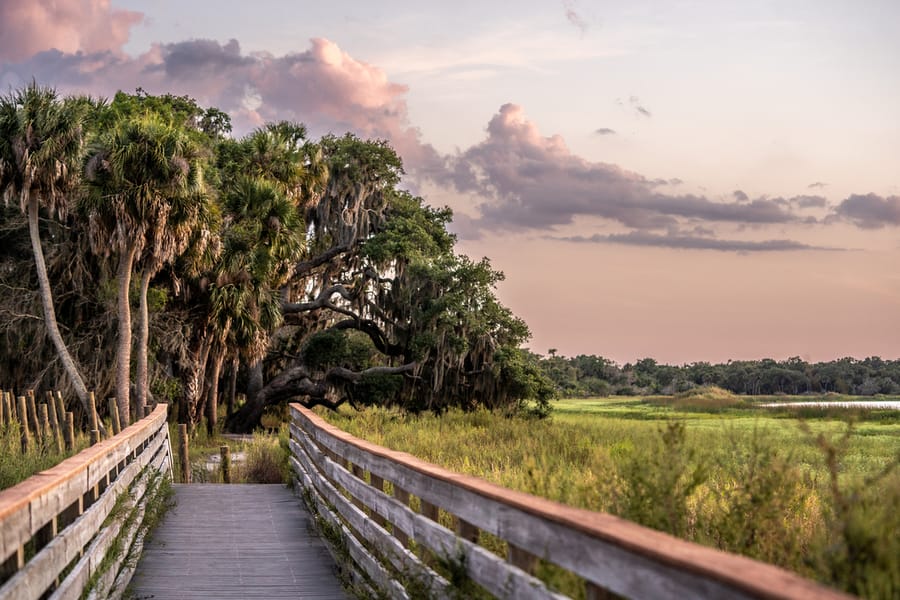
(832, 193), (900, 228)
(808, 181), (827, 189)
(562, 1), (589, 34)
(553, 231), (840, 252)
(0, 37), (446, 178)
(789, 195), (827, 209)
(595, 127), (616, 135)
(0, 0), (142, 62)
(616, 95), (652, 118)
(733, 190), (749, 202)
(449, 104), (804, 232)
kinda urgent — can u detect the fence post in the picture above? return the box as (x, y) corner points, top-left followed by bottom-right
(55, 391), (66, 430)
(17, 395), (30, 453)
(179, 424), (190, 483)
(108, 397), (121, 435)
(220, 445), (231, 483)
(88, 391), (100, 443)
(64, 412), (75, 451)
(393, 486), (410, 547)
(38, 403), (51, 448)
(46, 392), (63, 452)
(26, 390), (39, 439)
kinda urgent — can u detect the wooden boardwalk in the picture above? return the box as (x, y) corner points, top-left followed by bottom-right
(129, 484), (348, 599)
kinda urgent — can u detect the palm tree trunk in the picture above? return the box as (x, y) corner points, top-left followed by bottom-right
(206, 349), (225, 436)
(135, 268), (153, 410)
(226, 356), (239, 421)
(27, 198), (94, 414)
(115, 241), (138, 426)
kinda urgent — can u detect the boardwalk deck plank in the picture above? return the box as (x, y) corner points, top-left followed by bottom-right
(129, 484), (347, 600)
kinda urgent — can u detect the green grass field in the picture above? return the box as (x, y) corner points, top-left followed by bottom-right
(322, 392), (899, 599)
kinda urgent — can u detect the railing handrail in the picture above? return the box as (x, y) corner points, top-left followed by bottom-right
(290, 403), (852, 600)
(0, 404), (168, 521)
(0, 403), (172, 600)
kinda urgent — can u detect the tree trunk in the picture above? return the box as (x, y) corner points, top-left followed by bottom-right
(247, 359), (264, 398)
(206, 349), (225, 436)
(135, 268), (153, 410)
(183, 332), (211, 431)
(115, 241), (138, 426)
(26, 198), (94, 417)
(226, 356), (239, 421)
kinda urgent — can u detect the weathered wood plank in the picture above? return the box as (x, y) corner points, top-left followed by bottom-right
(129, 485), (348, 599)
(292, 442), (450, 598)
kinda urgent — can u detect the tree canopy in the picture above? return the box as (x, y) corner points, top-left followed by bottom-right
(0, 86), (553, 431)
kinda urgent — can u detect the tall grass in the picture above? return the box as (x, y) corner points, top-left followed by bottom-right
(320, 399), (899, 598)
(0, 421), (89, 490)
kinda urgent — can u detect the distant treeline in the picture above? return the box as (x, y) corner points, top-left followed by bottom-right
(537, 353), (900, 397)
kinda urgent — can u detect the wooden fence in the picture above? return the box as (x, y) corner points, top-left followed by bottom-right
(0, 404), (172, 600)
(289, 403), (853, 600)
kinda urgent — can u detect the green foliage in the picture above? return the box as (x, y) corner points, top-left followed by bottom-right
(237, 431), (289, 484)
(324, 400), (900, 597)
(617, 421), (706, 537)
(536, 352), (900, 398)
(0, 421), (89, 489)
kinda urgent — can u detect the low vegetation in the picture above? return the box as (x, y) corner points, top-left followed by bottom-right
(321, 397), (899, 598)
(0, 421), (90, 490)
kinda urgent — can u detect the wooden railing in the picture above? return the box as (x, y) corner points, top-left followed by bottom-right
(0, 404), (172, 600)
(290, 404), (852, 600)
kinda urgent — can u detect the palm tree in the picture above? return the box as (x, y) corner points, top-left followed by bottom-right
(203, 177), (302, 433)
(82, 112), (206, 424)
(0, 83), (96, 416)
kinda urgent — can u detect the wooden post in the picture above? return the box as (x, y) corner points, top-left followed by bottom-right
(88, 391), (99, 438)
(456, 517), (479, 543)
(17, 395), (30, 453)
(508, 544), (538, 574)
(64, 412), (75, 452)
(46, 392), (63, 452)
(420, 499), (439, 522)
(0, 546), (24, 581)
(55, 391), (66, 431)
(351, 463), (366, 511)
(370, 474), (387, 527)
(220, 445), (231, 483)
(0, 390), (5, 426)
(9, 391), (18, 423)
(179, 424), (190, 484)
(38, 403), (51, 448)
(26, 390), (39, 439)
(108, 397), (121, 435)
(393, 486), (410, 546)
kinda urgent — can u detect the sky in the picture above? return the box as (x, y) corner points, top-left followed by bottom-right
(1, 0), (898, 364)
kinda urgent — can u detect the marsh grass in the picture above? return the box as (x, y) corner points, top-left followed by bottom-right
(0, 421), (90, 490)
(321, 397), (899, 598)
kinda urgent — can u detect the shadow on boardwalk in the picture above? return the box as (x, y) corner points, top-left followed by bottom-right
(129, 484), (348, 599)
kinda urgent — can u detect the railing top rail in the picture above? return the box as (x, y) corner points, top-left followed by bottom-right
(291, 404), (851, 600)
(0, 404), (167, 521)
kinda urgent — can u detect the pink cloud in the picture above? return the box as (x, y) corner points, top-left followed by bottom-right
(0, 0), (142, 61)
(449, 103), (806, 234)
(1, 36), (445, 177)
